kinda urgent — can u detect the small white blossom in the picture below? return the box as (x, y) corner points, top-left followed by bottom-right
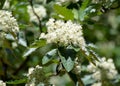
(12, 42), (18, 48)
(27, 5), (46, 23)
(0, 80), (6, 86)
(0, 32), (6, 39)
(87, 63), (97, 72)
(92, 71), (101, 80)
(0, 10), (19, 34)
(74, 65), (81, 74)
(40, 18), (86, 47)
(39, 33), (46, 39)
(27, 67), (34, 76)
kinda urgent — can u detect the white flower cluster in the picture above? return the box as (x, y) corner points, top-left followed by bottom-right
(27, 5), (46, 23)
(0, 80), (6, 86)
(0, 10), (19, 34)
(26, 65), (49, 86)
(87, 57), (118, 81)
(40, 18), (86, 47)
(56, 0), (79, 3)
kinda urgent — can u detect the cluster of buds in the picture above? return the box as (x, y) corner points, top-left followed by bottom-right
(87, 57), (118, 86)
(26, 65), (49, 86)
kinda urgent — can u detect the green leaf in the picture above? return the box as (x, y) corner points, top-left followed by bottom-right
(68, 45), (80, 52)
(59, 54), (74, 72)
(23, 48), (37, 57)
(30, 39), (46, 48)
(18, 31), (27, 47)
(6, 34), (15, 41)
(72, 9), (79, 20)
(23, 39), (46, 57)
(18, 38), (27, 47)
(0, 0), (5, 9)
(6, 78), (27, 85)
(79, 0), (91, 21)
(13, 2), (30, 23)
(42, 49), (57, 65)
(54, 4), (74, 20)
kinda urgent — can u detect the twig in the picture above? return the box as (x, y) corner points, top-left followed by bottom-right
(13, 56), (30, 75)
(28, 0), (42, 33)
(76, 74), (85, 86)
(0, 58), (8, 81)
(68, 71), (84, 86)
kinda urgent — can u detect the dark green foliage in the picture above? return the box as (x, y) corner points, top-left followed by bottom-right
(0, 0), (5, 9)
(53, 4), (74, 20)
(6, 78), (27, 85)
(42, 49), (57, 65)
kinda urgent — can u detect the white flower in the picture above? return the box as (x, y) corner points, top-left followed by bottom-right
(91, 82), (102, 86)
(12, 42), (18, 48)
(27, 5), (46, 23)
(74, 65), (81, 74)
(28, 67), (34, 76)
(0, 80), (6, 86)
(0, 32), (6, 39)
(26, 65), (49, 86)
(107, 69), (118, 79)
(39, 33), (46, 39)
(87, 63), (97, 72)
(40, 18), (86, 47)
(87, 57), (118, 80)
(100, 58), (116, 70)
(0, 10), (19, 34)
(92, 71), (101, 80)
